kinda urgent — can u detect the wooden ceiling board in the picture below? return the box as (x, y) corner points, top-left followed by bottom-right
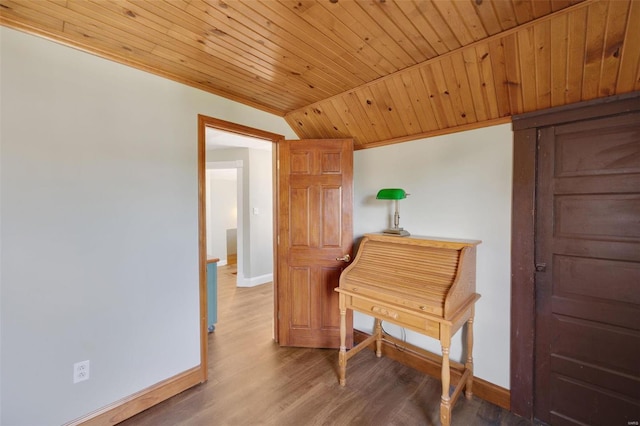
(617, 0), (640, 93)
(191, 1), (369, 96)
(285, 0), (637, 147)
(394, 0), (450, 55)
(1, 0), (637, 149)
(335, 0), (422, 66)
(565, 5), (588, 105)
(549, 12), (569, 107)
(462, 45), (489, 121)
(532, 0), (552, 17)
(402, 67), (440, 133)
(599, 0), (630, 96)
(533, 20), (552, 111)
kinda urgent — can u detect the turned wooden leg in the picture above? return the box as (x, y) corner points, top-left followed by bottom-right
(374, 318), (383, 358)
(338, 294), (347, 386)
(465, 310), (475, 399)
(440, 341), (451, 426)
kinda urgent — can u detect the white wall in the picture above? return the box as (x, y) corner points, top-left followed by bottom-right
(206, 169), (238, 263)
(352, 124), (513, 389)
(0, 27), (296, 426)
(248, 148), (274, 278)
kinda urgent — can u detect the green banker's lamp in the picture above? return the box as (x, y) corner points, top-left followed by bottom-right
(376, 188), (410, 236)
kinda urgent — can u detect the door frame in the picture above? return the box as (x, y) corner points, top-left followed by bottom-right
(509, 91), (640, 419)
(197, 115), (284, 380)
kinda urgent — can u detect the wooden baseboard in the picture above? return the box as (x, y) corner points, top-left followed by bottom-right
(65, 366), (204, 426)
(354, 330), (510, 410)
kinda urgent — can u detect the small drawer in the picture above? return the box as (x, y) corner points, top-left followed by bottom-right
(350, 297), (440, 339)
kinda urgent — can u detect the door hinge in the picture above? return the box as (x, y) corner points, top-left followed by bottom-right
(535, 262), (547, 272)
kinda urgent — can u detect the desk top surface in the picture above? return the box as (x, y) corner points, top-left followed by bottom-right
(363, 233), (481, 248)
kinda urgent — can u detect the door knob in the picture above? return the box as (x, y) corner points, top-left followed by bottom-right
(336, 254), (351, 262)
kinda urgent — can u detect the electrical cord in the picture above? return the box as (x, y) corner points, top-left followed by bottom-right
(380, 321), (407, 352)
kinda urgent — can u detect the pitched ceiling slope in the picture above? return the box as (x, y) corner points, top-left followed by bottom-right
(1, 0), (638, 148)
(287, 0), (640, 148)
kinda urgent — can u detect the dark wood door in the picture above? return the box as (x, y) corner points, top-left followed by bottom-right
(534, 112), (640, 425)
(276, 139), (353, 348)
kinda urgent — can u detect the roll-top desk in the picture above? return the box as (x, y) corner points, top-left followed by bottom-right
(336, 233), (481, 426)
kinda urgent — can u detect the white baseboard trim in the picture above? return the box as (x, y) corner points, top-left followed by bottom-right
(236, 273), (273, 287)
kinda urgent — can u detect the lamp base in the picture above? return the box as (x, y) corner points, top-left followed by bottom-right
(382, 227), (410, 237)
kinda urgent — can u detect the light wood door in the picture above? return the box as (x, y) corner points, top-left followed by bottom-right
(534, 112), (640, 425)
(276, 139), (353, 348)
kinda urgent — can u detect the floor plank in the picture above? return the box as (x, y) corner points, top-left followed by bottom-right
(120, 265), (530, 426)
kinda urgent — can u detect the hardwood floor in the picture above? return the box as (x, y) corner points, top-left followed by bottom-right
(120, 265), (530, 426)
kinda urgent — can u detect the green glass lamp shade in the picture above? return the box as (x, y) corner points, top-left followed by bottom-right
(376, 188), (408, 200)
(376, 188), (410, 236)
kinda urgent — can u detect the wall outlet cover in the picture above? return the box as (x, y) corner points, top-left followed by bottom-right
(73, 360), (90, 384)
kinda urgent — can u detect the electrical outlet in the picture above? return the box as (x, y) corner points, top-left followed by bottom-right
(73, 360), (90, 384)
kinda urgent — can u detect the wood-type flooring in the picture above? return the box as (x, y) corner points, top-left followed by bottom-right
(120, 265), (531, 426)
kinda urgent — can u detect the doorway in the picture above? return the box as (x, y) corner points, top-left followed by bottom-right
(510, 93), (640, 423)
(205, 165), (238, 268)
(197, 115), (284, 380)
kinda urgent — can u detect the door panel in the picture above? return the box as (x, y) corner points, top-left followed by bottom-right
(534, 112), (640, 425)
(277, 139), (353, 348)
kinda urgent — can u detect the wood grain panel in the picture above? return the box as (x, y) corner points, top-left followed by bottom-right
(5, 0), (638, 148)
(616, 0), (640, 92)
(475, 43), (500, 119)
(321, 187), (341, 247)
(290, 151), (311, 174)
(550, 13), (569, 107)
(534, 21), (552, 110)
(488, 38), (512, 118)
(599, 0), (630, 97)
(462, 46), (488, 121)
(582, 0), (609, 100)
(512, 0), (534, 25)
(403, 68), (440, 132)
(555, 194), (640, 240)
(549, 369), (640, 426)
(554, 255), (640, 305)
(451, 51), (478, 123)
(516, 26), (537, 112)
(291, 267), (312, 328)
(554, 118), (640, 176)
(290, 188), (310, 247)
(503, 33), (524, 113)
(551, 314), (640, 391)
(320, 267), (341, 329)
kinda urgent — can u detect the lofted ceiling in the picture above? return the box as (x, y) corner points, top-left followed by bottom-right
(1, 0), (639, 149)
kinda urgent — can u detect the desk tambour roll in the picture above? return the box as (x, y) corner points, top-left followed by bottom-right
(336, 233), (481, 426)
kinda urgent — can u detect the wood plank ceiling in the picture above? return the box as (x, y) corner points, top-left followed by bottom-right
(1, 0), (639, 149)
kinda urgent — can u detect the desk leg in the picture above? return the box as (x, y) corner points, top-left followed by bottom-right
(338, 293), (347, 386)
(465, 309), (475, 399)
(440, 333), (451, 426)
(374, 318), (382, 358)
